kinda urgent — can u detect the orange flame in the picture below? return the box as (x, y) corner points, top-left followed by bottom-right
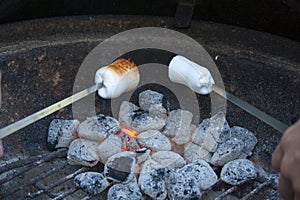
(121, 126), (140, 138)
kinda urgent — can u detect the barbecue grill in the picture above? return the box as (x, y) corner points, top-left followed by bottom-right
(0, 1), (299, 199)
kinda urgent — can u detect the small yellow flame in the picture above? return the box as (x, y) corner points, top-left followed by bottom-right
(122, 126), (140, 138)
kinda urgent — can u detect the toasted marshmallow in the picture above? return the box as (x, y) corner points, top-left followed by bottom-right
(168, 55), (215, 94)
(95, 59), (140, 99)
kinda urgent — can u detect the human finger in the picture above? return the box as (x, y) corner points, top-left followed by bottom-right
(279, 174), (294, 200)
(0, 140), (3, 157)
(294, 193), (300, 200)
(272, 144), (283, 171)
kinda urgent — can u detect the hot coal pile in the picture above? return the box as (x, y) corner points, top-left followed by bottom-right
(47, 90), (260, 199)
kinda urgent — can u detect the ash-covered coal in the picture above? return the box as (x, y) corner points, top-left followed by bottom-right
(47, 119), (79, 150)
(119, 102), (166, 132)
(138, 168), (168, 200)
(67, 138), (100, 167)
(138, 90), (164, 111)
(45, 89), (261, 199)
(163, 109), (193, 144)
(74, 172), (110, 195)
(182, 160), (218, 190)
(163, 160), (217, 199)
(136, 130), (171, 152)
(186, 112), (258, 166)
(210, 138), (244, 166)
(230, 126), (258, 157)
(210, 126), (258, 166)
(104, 151), (137, 183)
(97, 134), (122, 163)
(151, 150), (186, 169)
(184, 142), (212, 163)
(221, 159), (257, 185)
(131, 110), (165, 132)
(165, 167), (203, 200)
(107, 178), (143, 200)
(118, 101), (139, 126)
(136, 148), (151, 164)
(191, 112), (230, 152)
(140, 159), (163, 174)
(78, 114), (120, 141)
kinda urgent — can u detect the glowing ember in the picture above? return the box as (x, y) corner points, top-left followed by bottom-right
(121, 126), (141, 138)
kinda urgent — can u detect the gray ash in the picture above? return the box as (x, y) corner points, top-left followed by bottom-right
(129, 84), (181, 112)
(107, 181), (143, 200)
(104, 152), (136, 183)
(131, 109), (149, 119)
(47, 119), (79, 151)
(221, 159), (257, 185)
(138, 90), (164, 111)
(78, 114), (120, 141)
(139, 168), (168, 200)
(74, 172), (110, 195)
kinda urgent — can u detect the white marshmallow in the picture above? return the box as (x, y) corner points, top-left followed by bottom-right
(95, 59), (140, 99)
(168, 55), (215, 94)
